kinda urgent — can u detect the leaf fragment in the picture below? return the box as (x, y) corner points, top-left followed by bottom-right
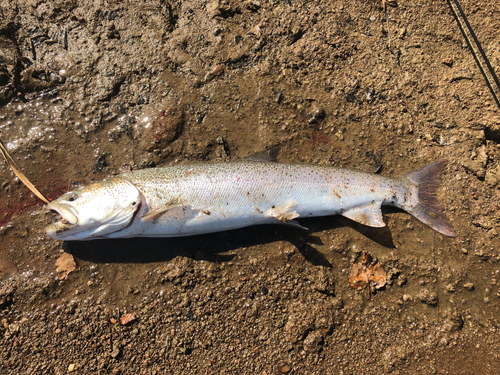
(55, 252), (76, 279)
(348, 251), (387, 291)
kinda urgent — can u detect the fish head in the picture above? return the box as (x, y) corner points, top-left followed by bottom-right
(45, 178), (142, 240)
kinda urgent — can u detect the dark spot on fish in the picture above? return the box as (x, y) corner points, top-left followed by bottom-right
(202, 210), (211, 215)
(132, 201), (136, 206)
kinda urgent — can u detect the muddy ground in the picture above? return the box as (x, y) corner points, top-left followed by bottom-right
(1, 0), (500, 373)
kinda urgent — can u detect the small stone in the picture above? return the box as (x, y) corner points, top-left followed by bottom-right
(443, 309), (463, 332)
(332, 297), (343, 310)
(247, 0), (261, 11)
(8, 324), (19, 334)
(307, 107), (326, 124)
(309, 266), (335, 295)
(211, 65), (224, 76)
(140, 108), (184, 152)
(55, 328), (62, 334)
(442, 58), (453, 67)
(303, 330), (322, 352)
(111, 344), (121, 358)
(68, 364), (76, 372)
(402, 294), (412, 302)
(463, 282), (474, 291)
(485, 165), (500, 186)
(418, 289), (438, 305)
(278, 363), (291, 374)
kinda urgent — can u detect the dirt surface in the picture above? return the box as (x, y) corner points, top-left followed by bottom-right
(1, 0), (500, 373)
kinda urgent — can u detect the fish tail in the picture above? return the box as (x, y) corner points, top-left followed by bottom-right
(403, 160), (457, 237)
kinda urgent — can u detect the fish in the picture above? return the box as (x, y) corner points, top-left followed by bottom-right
(45, 151), (457, 241)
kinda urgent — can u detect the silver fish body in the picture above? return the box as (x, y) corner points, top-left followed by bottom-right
(45, 159), (456, 240)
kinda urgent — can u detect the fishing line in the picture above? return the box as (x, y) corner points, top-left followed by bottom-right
(446, 0), (500, 109)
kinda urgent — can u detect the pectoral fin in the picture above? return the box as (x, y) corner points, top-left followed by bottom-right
(342, 202), (385, 227)
(264, 202), (308, 230)
(266, 201), (299, 223)
(141, 195), (184, 221)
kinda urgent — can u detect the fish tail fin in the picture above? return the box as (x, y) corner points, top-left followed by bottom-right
(403, 160), (457, 237)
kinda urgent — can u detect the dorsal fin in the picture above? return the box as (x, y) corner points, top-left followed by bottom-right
(242, 147), (280, 162)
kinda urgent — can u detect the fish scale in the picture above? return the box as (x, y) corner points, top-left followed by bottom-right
(45, 158), (456, 240)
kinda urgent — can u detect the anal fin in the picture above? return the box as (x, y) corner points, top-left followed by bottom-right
(342, 202), (385, 227)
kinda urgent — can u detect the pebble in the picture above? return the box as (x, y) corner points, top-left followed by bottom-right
(303, 330), (322, 352)
(463, 282), (474, 291)
(442, 58), (453, 67)
(278, 363), (291, 374)
(8, 323), (19, 333)
(418, 289), (438, 305)
(111, 344), (121, 358)
(68, 363), (76, 372)
(211, 65), (224, 76)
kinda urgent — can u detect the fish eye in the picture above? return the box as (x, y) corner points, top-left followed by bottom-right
(67, 193), (78, 202)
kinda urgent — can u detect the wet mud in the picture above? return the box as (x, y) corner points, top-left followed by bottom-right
(1, 0), (500, 373)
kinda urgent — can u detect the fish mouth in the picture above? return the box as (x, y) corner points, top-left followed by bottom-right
(45, 203), (79, 238)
